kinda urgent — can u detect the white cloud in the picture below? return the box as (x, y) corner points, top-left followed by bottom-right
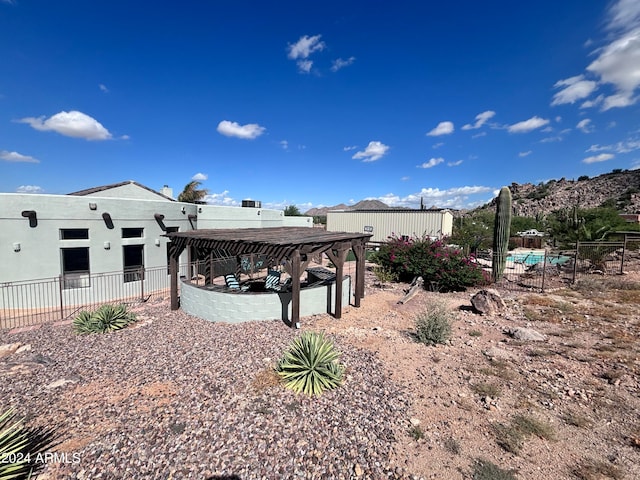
(373, 185), (493, 209)
(583, 153), (615, 164)
(287, 34), (325, 73)
(0, 150), (39, 163)
(580, 94), (604, 109)
(417, 157), (444, 169)
(17, 110), (113, 141)
(587, 2), (640, 109)
(343, 145), (358, 151)
(296, 60), (313, 73)
(426, 121), (454, 136)
(99, 84), (109, 93)
(216, 120), (266, 140)
(432, 142), (444, 149)
(280, 140), (289, 150)
(576, 118), (595, 133)
(587, 139), (640, 153)
(16, 185), (43, 194)
(287, 35), (325, 60)
(203, 190), (239, 206)
(331, 57), (355, 72)
(462, 110), (496, 130)
(507, 116), (550, 133)
(352, 141), (390, 162)
(519, 151), (532, 157)
(192, 172), (208, 181)
(472, 131), (487, 139)
(447, 160), (463, 166)
(401, 176), (410, 181)
(551, 75), (598, 106)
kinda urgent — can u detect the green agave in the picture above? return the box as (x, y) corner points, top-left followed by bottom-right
(0, 409), (60, 480)
(73, 304), (136, 334)
(0, 409), (30, 480)
(276, 331), (344, 396)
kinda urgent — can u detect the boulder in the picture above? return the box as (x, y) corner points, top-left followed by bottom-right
(0, 342), (22, 359)
(507, 327), (546, 342)
(470, 289), (506, 315)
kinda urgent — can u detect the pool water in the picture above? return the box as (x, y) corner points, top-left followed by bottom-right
(506, 252), (570, 265)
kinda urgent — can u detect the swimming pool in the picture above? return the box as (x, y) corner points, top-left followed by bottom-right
(506, 252), (570, 265)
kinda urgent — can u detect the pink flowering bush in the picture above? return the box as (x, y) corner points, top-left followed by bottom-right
(371, 234), (487, 292)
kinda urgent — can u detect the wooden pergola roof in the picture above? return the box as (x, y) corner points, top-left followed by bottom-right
(166, 227), (372, 327)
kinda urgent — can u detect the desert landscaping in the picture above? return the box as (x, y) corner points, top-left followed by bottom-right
(1, 260), (639, 480)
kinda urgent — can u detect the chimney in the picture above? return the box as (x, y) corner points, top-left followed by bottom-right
(160, 185), (174, 199)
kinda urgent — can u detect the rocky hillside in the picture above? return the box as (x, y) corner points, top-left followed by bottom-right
(479, 169), (640, 217)
(305, 199), (391, 216)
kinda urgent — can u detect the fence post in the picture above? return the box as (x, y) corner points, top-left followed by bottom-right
(620, 237), (626, 275)
(572, 242), (579, 284)
(58, 275), (64, 320)
(140, 266), (145, 301)
(541, 250), (547, 292)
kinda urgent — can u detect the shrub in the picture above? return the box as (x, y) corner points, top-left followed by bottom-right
(414, 302), (452, 346)
(472, 458), (518, 480)
(276, 331), (344, 396)
(0, 408), (59, 479)
(372, 234), (485, 292)
(372, 265), (398, 283)
(73, 304), (137, 334)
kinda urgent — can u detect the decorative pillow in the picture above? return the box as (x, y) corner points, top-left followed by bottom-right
(225, 273), (240, 290)
(264, 270), (281, 291)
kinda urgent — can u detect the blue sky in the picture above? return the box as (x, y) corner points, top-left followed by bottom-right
(1, 0), (639, 212)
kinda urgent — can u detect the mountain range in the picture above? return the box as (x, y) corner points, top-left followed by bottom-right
(305, 169), (640, 218)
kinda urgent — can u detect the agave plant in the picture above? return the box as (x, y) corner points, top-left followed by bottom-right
(276, 331), (344, 396)
(73, 304), (136, 334)
(0, 408), (59, 480)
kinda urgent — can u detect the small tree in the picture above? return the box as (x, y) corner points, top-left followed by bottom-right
(177, 181), (209, 203)
(284, 205), (302, 216)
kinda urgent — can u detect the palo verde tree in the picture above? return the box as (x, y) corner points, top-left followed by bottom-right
(284, 205), (302, 216)
(177, 181), (209, 203)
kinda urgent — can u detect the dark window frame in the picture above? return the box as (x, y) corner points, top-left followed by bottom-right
(122, 227), (144, 238)
(123, 244), (145, 282)
(60, 229), (89, 240)
(61, 247), (90, 289)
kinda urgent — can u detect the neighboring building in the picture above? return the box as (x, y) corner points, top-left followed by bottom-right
(326, 209), (454, 244)
(0, 181), (311, 286)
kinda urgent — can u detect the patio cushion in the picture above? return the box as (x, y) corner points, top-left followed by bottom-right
(225, 273), (240, 290)
(265, 270), (281, 291)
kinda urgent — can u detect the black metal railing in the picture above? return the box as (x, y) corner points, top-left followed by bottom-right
(1, 264), (189, 331)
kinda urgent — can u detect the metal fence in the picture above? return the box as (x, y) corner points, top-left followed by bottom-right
(1, 264), (189, 331)
(490, 251), (575, 292)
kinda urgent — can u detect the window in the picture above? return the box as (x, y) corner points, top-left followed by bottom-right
(123, 245), (144, 282)
(122, 228), (144, 238)
(60, 229), (89, 240)
(61, 247), (90, 288)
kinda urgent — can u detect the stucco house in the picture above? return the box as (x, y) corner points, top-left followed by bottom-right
(0, 181), (311, 323)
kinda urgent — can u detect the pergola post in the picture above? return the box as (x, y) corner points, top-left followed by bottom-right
(291, 249), (301, 328)
(352, 242), (366, 307)
(170, 246), (185, 311)
(326, 246), (350, 319)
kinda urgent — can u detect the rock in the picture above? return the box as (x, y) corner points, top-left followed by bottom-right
(15, 344), (32, 354)
(410, 418), (421, 426)
(483, 346), (516, 360)
(354, 463), (363, 477)
(46, 378), (76, 389)
(470, 289), (506, 315)
(507, 327), (546, 341)
(0, 342), (22, 359)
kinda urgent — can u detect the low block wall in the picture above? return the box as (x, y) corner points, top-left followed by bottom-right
(180, 277), (351, 324)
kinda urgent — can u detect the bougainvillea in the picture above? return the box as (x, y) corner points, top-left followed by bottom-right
(371, 234), (487, 292)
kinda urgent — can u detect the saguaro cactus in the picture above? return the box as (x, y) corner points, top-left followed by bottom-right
(492, 186), (512, 282)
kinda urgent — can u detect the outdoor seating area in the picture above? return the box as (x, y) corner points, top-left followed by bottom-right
(167, 227), (372, 327)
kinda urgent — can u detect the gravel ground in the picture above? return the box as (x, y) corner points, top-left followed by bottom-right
(1, 302), (411, 480)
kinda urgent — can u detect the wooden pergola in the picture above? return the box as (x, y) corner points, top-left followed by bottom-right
(166, 227), (372, 327)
